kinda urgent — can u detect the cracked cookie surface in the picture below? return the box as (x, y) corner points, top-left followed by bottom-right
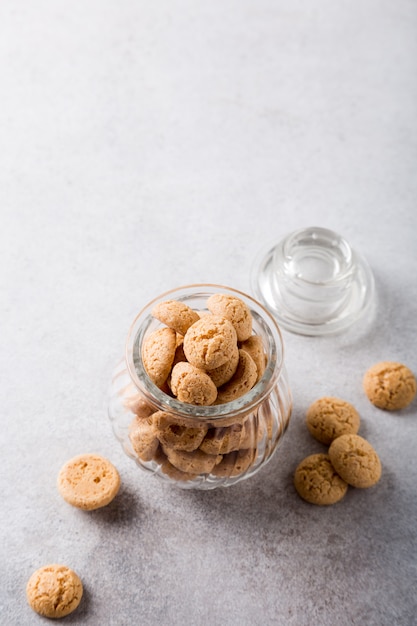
(183, 314), (237, 370)
(26, 564), (83, 619)
(363, 361), (416, 410)
(152, 300), (200, 335)
(215, 349), (258, 404)
(207, 343), (239, 387)
(207, 293), (253, 341)
(153, 410), (208, 451)
(142, 327), (177, 387)
(240, 335), (266, 383)
(329, 434), (381, 488)
(306, 396), (360, 444)
(170, 362), (218, 405)
(294, 453), (348, 505)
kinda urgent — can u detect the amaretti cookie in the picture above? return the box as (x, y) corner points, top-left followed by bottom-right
(294, 453), (348, 505)
(240, 335), (266, 382)
(183, 314), (238, 370)
(123, 390), (155, 418)
(152, 300), (200, 335)
(162, 445), (223, 475)
(129, 415), (159, 461)
(207, 293), (253, 342)
(215, 350), (258, 404)
(211, 447), (256, 477)
(199, 419), (254, 455)
(142, 327), (177, 387)
(170, 362), (218, 405)
(153, 410), (207, 451)
(328, 434), (381, 488)
(363, 361), (416, 410)
(207, 343), (239, 387)
(306, 397), (360, 445)
(26, 564), (83, 619)
(57, 454), (120, 510)
(141, 292), (263, 410)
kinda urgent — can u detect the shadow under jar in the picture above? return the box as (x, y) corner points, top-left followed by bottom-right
(108, 285), (292, 490)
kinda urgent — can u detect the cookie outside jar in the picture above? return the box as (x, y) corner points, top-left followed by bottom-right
(108, 285), (292, 490)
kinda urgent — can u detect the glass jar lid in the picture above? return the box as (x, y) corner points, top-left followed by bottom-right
(251, 227), (376, 336)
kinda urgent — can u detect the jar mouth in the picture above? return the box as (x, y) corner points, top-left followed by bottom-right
(125, 284), (285, 420)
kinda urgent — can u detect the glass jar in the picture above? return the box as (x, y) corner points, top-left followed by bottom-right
(108, 285), (292, 490)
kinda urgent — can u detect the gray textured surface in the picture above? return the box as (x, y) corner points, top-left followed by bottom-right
(1, 1), (417, 625)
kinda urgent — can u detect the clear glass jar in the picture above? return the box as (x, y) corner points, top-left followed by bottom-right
(108, 285), (292, 490)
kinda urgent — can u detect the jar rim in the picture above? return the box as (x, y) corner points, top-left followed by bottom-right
(124, 283), (285, 420)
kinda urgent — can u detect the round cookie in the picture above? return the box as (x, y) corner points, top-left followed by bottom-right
(294, 453), (348, 505)
(211, 447), (256, 477)
(26, 564), (83, 619)
(142, 327), (177, 387)
(328, 434), (382, 488)
(124, 392), (155, 418)
(129, 415), (159, 462)
(306, 397), (361, 445)
(215, 350), (258, 404)
(363, 361), (416, 410)
(170, 361), (218, 406)
(183, 314), (237, 370)
(156, 448), (196, 482)
(159, 458), (195, 482)
(207, 343), (239, 387)
(240, 335), (267, 382)
(199, 420), (254, 455)
(57, 454), (120, 510)
(162, 445), (222, 475)
(153, 410), (208, 451)
(207, 293), (253, 342)
(152, 300), (200, 335)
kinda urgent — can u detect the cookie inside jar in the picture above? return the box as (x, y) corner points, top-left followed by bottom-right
(110, 285), (292, 489)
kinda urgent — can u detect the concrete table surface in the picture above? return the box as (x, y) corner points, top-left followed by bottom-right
(1, 1), (416, 625)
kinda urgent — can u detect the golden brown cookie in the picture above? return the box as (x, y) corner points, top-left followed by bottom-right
(142, 327), (177, 387)
(159, 457), (196, 482)
(153, 410), (207, 451)
(154, 448), (195, 482)
(293, 453), (348, 505)
(240, 335), (266, 382)
(123, 389), (155, 418)
(207, 343), (239, 387)
(215, 349), (258, 404)
(57, 454), (120, 510)
(211, 447), (256, 477)
(199, 419), (254, 455)
(26, 564), (83, 619)
(306, 397), (361, 445)
(363, 361), (416, 410)
(171, 339), (187, 368)
(328, 434), (382, 488)
(129, 415), (159, 461)
(207, 293), (253, 342)
(170, 361), (218, 405)
(183, 314), (237, 370)
(162, 445), (222, 475)
(152, 300), (200, 335)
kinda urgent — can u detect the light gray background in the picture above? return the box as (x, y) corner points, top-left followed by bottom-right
(1, 1), (416, 625)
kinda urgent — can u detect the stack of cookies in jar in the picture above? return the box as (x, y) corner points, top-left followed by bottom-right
(126, 293), (273, 483)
